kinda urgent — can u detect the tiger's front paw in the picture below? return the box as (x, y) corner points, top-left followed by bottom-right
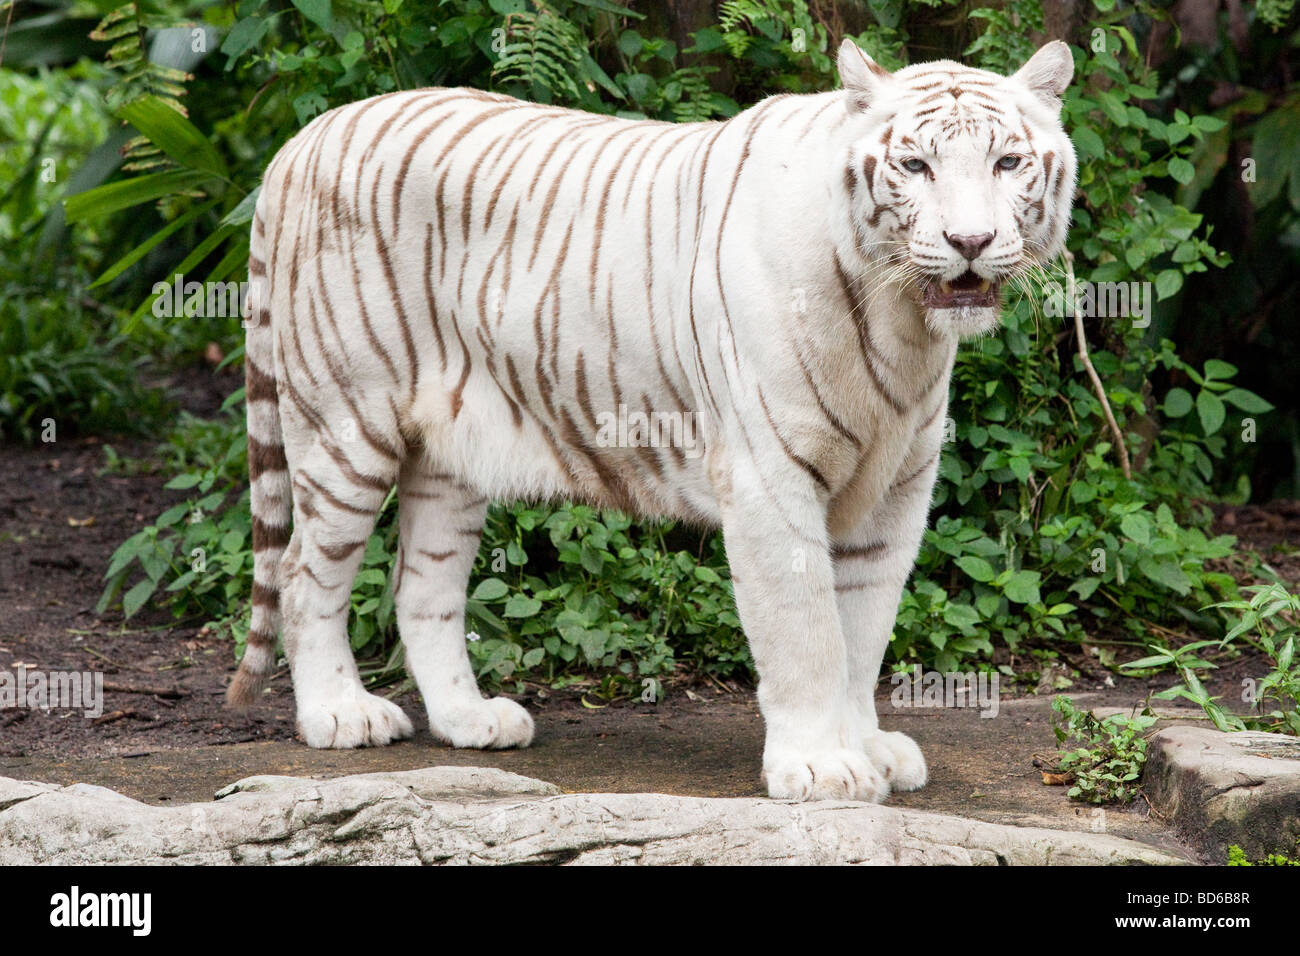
(297, 690), (415, 748)
(862, 730), (928, 791)
(763, 745), (887, 803)
(428, 696), (535, 750)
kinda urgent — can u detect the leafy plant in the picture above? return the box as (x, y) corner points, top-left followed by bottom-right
(1227, 839), (1300, 865)
(1133, 582), (1300, 734)
(1049, 695), (1157, 804)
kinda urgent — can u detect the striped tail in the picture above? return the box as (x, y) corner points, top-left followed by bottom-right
(226, 209), (291, 708)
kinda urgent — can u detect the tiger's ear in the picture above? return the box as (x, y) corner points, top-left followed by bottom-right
(1012, 40), (1074, 108)
(838, 39), (890, 113)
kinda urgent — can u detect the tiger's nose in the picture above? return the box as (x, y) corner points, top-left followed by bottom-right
(944, 231), (995, 260)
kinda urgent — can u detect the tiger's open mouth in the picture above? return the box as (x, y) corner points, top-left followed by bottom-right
(922, 270), (1001, 309)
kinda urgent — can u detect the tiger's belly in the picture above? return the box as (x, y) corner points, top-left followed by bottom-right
(404, 313), (720, 525)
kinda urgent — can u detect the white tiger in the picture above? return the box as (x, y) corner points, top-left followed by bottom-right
(228, 39), (1077, 803)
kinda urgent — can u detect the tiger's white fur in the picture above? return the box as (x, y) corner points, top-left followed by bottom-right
(228, 40), (1076, 803)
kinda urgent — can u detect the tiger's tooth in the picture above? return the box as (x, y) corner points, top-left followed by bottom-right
(940, 281), (952, 294)
(978, 279), (991, 292)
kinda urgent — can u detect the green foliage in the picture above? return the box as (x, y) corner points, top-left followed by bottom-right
(1050, 696), (1157, 804)
(1227, 840), (1300, 865)
(0, 66), (112, 238)
(1132, 583), (1300, 734)
(100, 411), (743, 695)
(0, 291), (162, 443)
(89, 3), (194, 114)
(464, 504), (743, 692)
(99, 405), (252, 627)
(1256, 0), (1298, 32)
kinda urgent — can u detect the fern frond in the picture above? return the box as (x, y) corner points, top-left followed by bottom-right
(492, 9), (584, 104)
(92, 2), (194, 115)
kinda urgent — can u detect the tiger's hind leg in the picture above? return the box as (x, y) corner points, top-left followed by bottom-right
(395, 458), (534, 749)
(278, 441), (415, 748)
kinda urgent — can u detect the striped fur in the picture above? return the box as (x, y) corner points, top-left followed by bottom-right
(227, 41), (1076, 802)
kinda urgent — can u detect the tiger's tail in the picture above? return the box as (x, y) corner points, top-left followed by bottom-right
(226, 204), (291, 708)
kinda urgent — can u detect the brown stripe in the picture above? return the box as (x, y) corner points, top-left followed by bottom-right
(588, 126), (648, 307)
(318, 539), (366, 562)
(368, 175), (421, 396)
(757, 386), (829, 493)
(252, 516), (290, 551)
(248, 434), (287, 480)
(422, 223), (448, 371)
(390, 107), (461, 236)
(296, 471), (374, 516)
(244, 626), (276, 650)
(245, 359), (276, 403)
(833, 541), (888, 561)
(833, 254), (905, 414)
(890, 450), (940, 492)
(251, 581), (278, 609)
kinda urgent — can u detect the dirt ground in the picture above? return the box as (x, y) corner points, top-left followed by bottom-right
(0, 367), (1294, 859)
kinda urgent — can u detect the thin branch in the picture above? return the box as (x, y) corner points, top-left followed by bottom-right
(1067, 252), (1132, 479)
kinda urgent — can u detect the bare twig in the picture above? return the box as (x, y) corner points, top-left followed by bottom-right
(1067, 253), (1132, 479)
(103, 681), (187, 699)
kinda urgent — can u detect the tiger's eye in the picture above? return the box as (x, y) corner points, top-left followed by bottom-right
(997, 155), (1022, 171)
(902, 158), (929, 174)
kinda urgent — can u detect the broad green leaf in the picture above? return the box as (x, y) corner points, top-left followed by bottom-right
(1002, 570), (1041, 605)
(1220, 388), (1274, 413)
(956, 555), (996, 582)
(1138, 555), (1192, 596)
(471, 578), (509, 601)
(221, 185), (261, 227)
(118, 96), (228, 178)
(122, 578), (156, 619)
(1163, 387), (1193, 418)
(1155, 269), (1183, 300)
(1203, 359), (1238, 380)
(1196, 389), (1226, 436)
(503, 594), (542, 618)
(64, 169), (212, 222)
(222, 17), (271, 67)
(291, 0), (333, 31)
(1072, 126), (1105, 159)
(1119, 512), (1151, 545)
(1167, 156), (1195, 185)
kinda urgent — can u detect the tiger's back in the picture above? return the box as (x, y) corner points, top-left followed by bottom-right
(255, 87), (785, 523)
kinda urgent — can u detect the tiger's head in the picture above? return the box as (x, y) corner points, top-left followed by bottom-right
(838, 40), (1077, 339)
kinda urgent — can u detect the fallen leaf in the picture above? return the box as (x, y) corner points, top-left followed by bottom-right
(67, 515), (96, 527)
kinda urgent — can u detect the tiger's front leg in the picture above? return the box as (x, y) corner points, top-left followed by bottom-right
(720, 463), (888, 803)
(832, 427), (946, 794)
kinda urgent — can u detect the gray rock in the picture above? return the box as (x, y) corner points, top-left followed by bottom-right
(1144, 726), (1300, 861)
(0, 766), (1188, 865)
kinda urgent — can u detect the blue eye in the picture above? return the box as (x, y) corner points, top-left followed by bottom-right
(902, 158), (929, 174)
(997, 155), (1022, 171)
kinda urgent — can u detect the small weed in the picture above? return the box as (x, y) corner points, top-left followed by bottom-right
(1048, 696), (1158, 804)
